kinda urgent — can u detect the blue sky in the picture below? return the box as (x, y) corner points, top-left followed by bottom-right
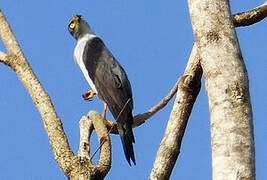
(0, 1), (266, 179)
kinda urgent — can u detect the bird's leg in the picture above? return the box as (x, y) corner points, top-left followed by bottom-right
(82, 90), (97, 101)
(102, 103), (107, 119)
(102, 103), (115, 127)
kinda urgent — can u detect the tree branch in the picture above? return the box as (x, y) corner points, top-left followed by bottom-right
(149, 43), (202, 180)
(69, 112), (111, 180)
(133, 80), (178, 127)
(232, 1), (267, 27)
(0, 10), (21, 55)
(88, 111), (111, 176)
(0, 9), (75, 177)
(0, 51), (8, 64)
(78, 116), (93, 159)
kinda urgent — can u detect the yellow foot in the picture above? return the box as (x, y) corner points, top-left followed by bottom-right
(105, 119), (115, 126)
(103, 118), (116, 134)
(82, 90), (97, 101)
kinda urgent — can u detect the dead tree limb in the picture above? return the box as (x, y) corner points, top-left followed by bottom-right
(149, 44), (202, 180)
(78, 116), (93, 159)
(232, 1), (267, 27)
(0, 9), (75, 176)
(69, 111), (111, 180)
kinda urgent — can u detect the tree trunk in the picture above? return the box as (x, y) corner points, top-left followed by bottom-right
(188, 0), (255, 179)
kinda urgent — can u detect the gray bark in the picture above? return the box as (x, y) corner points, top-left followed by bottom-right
(188, 0), (255, 179)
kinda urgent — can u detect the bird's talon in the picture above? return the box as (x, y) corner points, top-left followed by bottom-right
(105, 119), (115, 127)
(82, 90), (97, 101)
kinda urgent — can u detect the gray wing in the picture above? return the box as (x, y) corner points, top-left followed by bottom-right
(83, 37), (133, 122)
(83, 37), (136, 165)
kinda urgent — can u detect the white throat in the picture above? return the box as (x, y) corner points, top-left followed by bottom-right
(74, 34), (98, 92)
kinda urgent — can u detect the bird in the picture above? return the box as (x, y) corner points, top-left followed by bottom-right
(68, 15), (136, 166)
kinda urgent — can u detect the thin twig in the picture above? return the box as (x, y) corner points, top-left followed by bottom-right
(133, 81), (178, 127)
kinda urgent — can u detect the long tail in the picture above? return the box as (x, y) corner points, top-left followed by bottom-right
(117, 118), (136, 166)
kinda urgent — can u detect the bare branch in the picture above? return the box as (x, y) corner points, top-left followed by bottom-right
(149, 43), (202, 180)
(88, 111), (111, 178)
(0, 51), (8, 65)
(78, 116), (93, 159)
(69, 112), (111, 179)
(133, 80), (178, 127)
(0, 10), (21, 55)
(0, 9), (75, 176)
(232, 1), (267, 27)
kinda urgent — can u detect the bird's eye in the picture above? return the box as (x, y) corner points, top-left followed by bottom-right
(69, 21), (76, 30)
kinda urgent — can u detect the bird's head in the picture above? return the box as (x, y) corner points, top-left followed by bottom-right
(68, 15), (94, 40)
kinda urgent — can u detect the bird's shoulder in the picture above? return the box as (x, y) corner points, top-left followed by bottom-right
(82, 35), (132, 94)
(83, 36), (105, 52)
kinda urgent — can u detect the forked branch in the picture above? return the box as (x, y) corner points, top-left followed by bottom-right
(0, 10), (111, 180)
